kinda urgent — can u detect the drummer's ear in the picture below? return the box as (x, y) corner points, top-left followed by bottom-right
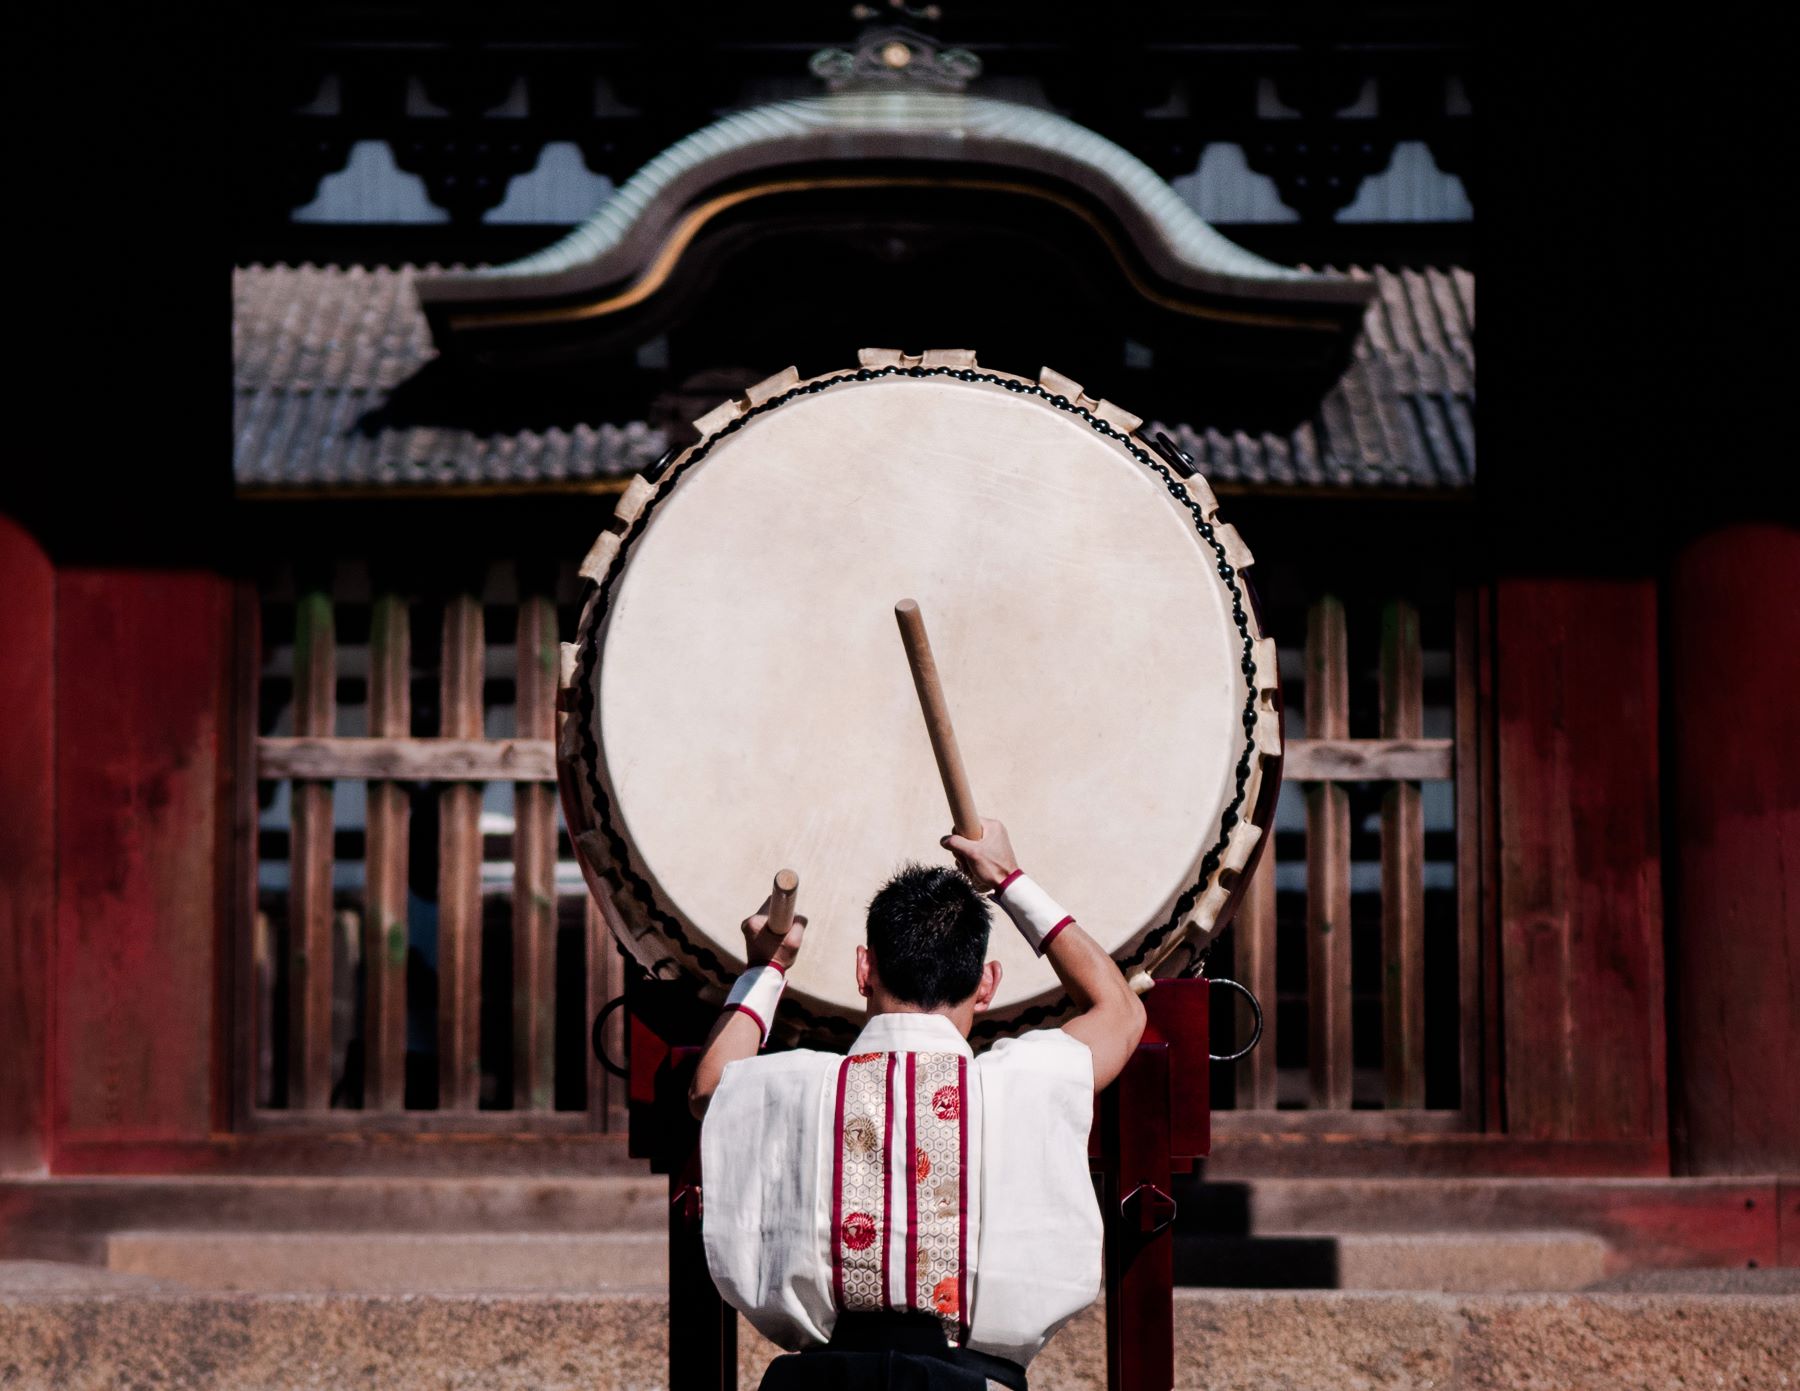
(970, 960), (1002, 1013)
(855, 945), (872, 998)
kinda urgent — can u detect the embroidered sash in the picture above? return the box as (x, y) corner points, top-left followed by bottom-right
(831, 1049), (970, 1344)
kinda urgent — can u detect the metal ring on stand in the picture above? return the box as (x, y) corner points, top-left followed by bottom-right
(591, 996), (630, 1079)
(1207, 977), (1264, 1062)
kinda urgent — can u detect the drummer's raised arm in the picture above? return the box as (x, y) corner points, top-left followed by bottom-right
(689, 888), (807, 1119)
(942, 819), (1146, 1091)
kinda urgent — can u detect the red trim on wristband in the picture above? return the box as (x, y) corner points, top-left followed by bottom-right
(1039, 915), (1074, 954)
(993, 868), (1024, 897)
(764, 958), (787, 976)
(728, 1003), (768, 1041)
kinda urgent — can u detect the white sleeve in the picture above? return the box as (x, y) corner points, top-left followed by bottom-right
(700, 1050), (839, 1351)
(968, 1028), (1105, 1366)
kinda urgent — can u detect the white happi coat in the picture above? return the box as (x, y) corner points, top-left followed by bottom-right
(700, 1011), (1103, 1368)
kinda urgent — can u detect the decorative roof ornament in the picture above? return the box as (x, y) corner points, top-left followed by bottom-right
(412, 0), (1376, 392)
(809, 7), (981, 93)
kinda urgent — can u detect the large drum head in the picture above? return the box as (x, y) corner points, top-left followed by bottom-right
(561, 353), (1279, 1043)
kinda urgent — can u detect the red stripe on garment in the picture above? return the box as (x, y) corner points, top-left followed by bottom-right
(830, 1057), (850, 1311)
(727, 1003), (767, 1042)
(993, 868), (1024, 896)
(905, 1052), (919, 1311)
(956, 1053), (969, 1345)
(1039, 915), (1075, 954)
(881, 1053), (897, 1309)
(765, 958), (786, 975)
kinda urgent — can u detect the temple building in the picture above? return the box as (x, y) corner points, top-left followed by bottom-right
(2, 6), (1794, 1381)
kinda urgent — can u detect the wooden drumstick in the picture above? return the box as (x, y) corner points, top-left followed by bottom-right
(894, 599), (983, 840)
(761, 868), (800, 940)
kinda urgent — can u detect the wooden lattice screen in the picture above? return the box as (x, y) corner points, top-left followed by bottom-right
(1219, 588), (1481, 1132)
(245, 564), (1479, 1132)
(248, 561), (627, 1130)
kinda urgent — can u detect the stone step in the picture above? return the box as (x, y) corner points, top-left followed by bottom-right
(1175, 1228), (1613, 1292)
(0, 1176), (667, 1263)
(104, 1230), (669, 1293)
(1, 1284), (1795, 1390)
(100, 1227), (1613, 1295)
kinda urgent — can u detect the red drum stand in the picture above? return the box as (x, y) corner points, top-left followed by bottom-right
(607, 975), (1249, 1391)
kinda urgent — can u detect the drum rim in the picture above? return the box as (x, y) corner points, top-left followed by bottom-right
(563, 358), (1280, 1045)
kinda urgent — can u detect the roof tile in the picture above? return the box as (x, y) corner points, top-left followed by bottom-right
(234, 262), (1473, 493)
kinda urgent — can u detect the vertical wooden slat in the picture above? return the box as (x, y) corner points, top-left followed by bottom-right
(1233, 846), (1279, 1109)
(288, 589), (335, 1110)
(1454, 585), (1486, 1128)
(1305, 596), (1353, 1109)
(1380, 599), (1426, 1109)
(438, 594), (485, 1110)
(363, 593), (411, 1110)
(332, 907), (363, 1096)
(253, 910), (274, 1109)
(513, 594), (559, 1110)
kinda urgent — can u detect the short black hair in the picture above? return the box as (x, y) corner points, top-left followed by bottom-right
(864, 862), (992, 1008)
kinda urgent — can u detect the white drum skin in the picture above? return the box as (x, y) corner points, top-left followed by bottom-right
(562, 357), (1279, 1042)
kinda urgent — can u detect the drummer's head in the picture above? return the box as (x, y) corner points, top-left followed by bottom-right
(857, 864), (1001, 1031)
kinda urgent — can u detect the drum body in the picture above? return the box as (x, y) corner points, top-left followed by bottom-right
(559, 351), (1280, 1044)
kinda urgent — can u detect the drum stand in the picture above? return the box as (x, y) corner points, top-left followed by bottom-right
(614, 974), (1239, 1391)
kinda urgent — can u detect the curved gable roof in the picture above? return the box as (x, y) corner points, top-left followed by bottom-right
(415, 89), (1372, 338)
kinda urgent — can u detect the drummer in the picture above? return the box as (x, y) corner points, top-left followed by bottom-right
(689, 816), (1147, 1391)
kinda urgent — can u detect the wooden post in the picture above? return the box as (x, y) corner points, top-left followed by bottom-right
(1304, 597), (1353, 1109)
(1379, 599), (1426, 1109)
(1233, 848), (1279, 1109)
(513, 593), (559, 1111)
(288, 588), (336, 1111)
(1453, 586), (1488, 1128)
(363, 592), (411, 1111)
(230, 583), (263, 1128)
(1102, 1041), (1175, 1391)
(668, 1050), (737, 1391)
(438, 593), (484, 1111)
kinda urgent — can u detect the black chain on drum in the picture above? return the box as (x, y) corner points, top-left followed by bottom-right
(574, 364), (1260, 1044)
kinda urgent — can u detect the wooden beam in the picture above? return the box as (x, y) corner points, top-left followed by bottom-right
(1380, 599), (1426, 1110)
(1284, 738), (1453, 781)
(437, 594), (485, 1112)
(1305, 596), (1353, 1110)
(259, 736), (553, 782)
(1233, 845), (1279, 1110)
(288, 589), (336, 1112)
(31, 1132), (643, 1181)
(257, 733), (1446, 786)
(1213, 1109), (1468, 1136)
(362, 593), (410, 1112)
(248, 1109), (593, 1135)
(513, 595), (559, 1111)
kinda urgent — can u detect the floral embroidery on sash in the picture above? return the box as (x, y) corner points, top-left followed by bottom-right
(832, 1049), (969, 1343)
(908, 1051), (967, 1343)
(834, 1052), (892, 1311)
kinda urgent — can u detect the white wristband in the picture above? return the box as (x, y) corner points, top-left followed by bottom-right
(725, 963), (786, 1047)
(991, 871), (1074, 956)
